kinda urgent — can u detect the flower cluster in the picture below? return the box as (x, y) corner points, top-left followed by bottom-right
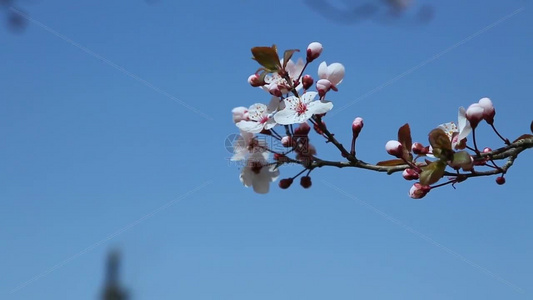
(230, 42), (533, 198)
(381, 97), (519, 199)
(231, 42), (345, 193)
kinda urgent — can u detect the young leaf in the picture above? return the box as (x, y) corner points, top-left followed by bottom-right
(419, 160), (446, 186)
(282, 49), (300, 69)
(452, 151), (471, 166)
(251, 45), (281, 72)
(376, 159), (406, 166)
(398, 123), (413, 161)
(428, 128), (452, 151)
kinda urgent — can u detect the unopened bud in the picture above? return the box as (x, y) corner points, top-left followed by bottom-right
(411, 142), (428, 155)
(267, 82), (282, 97)
(385, 140), (404, 158)
(409, 183), (431, 199)
(496, 176), (506, 185)
(300, 176), (312, 188)
(316, 79), (331, 97)
(352, 117), (364, 137)
(302, 75), (314, 90)
(279, 178), (294, 189)
(483, 147), (492, 153)
(466, 103), (485, 129)
(248, 74), (264, 87)
(306, 42), (323, 62)
(403, 169), (419, 180)
(294, 123), (311, 136)
(281, 136), (295, 148)
(478, 97), (495, 124)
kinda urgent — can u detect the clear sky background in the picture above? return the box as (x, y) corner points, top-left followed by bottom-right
(1, 0), (532, 299)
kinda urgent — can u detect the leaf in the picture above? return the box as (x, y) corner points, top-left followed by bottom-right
(282, 49), (300, 69)
(452, 151), (471, 166)
(419, 160), (446, 186)
(376, 159), (406, 166)
(397, 123), (413, 161)
(513, 134), (533, 143)
(251, 45), (281, 72)
(428, 128), (451, 151)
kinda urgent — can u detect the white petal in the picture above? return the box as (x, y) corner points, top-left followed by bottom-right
(247, 103), (268, 121)
(300, 91), (318, 104)
(282, 96), (300, 110)
(318, 61), (327, 79)
(457, 107), (472, 141)
(236, 120), (264, 133)
(327, 63), (345, 86)
(267, 96), (280, 113)
(307, 100), (333, 115)
(274, 109), (299, 125)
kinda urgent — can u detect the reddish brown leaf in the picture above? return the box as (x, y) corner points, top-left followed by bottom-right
(376, 159), (406, 166)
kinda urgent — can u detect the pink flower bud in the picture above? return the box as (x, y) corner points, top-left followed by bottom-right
(385, 140), (404, 158)
(248, 74), (264, 87)
(316, 79), (331, 97)
(306, 42), (323, 62)
(352, 117), (364, 137)
(478, 97), (495, 124)
(411, 142), (428, 155)
(466, 103), (485, 129)
(281, 136), (295, 148)
(483, 147), (492, 153)
(496, 176), (505, 185)
(294, 123), (311, 136)
(267, 82), (282, 97)
(300, 176), (312, 188)
(302, 75), (314, 90)
(232, 106), (248, 123)
(403, 169), (419, 180)
(279, 178), (294, 189)
(409, 183), (431, 199)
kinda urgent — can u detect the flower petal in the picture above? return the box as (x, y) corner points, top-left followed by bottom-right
(318, 61), (327, 79)
(236, 120), (264, 133)
(307, 100), (333, 115)
(274, 109), (299, 125)
(300, 91), (318, 104)
(327, 63), (345, 86)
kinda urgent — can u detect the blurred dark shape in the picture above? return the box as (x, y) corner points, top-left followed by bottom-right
(101, 250), (129, 300)
(304, 0), (434, 25)
(6, 9), (27, 32)
(1, 0), (28, 33)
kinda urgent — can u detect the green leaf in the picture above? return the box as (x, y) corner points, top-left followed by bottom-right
(428, 128), (451, 151)
(419, 160), (446, 186)
(376, 159), (406, 166)
(397, 123), (413, 161)
(452, 151), (471, 166)
(251, 45), (281, 72)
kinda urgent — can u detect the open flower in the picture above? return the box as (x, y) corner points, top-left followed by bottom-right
(274, 92), (333, 125)
(236, 97), (279, 133)
(437, 107), (472, 150)
(231, 130), (268, 162)
(240, 152), (279, 194)
(263, 58), (305, 93)
(317, 62), (345, 91)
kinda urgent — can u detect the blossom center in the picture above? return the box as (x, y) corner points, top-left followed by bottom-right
(295, 101), (307, 115)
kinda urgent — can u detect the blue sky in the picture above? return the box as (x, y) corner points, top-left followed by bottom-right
(1, 0), (532, 299)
